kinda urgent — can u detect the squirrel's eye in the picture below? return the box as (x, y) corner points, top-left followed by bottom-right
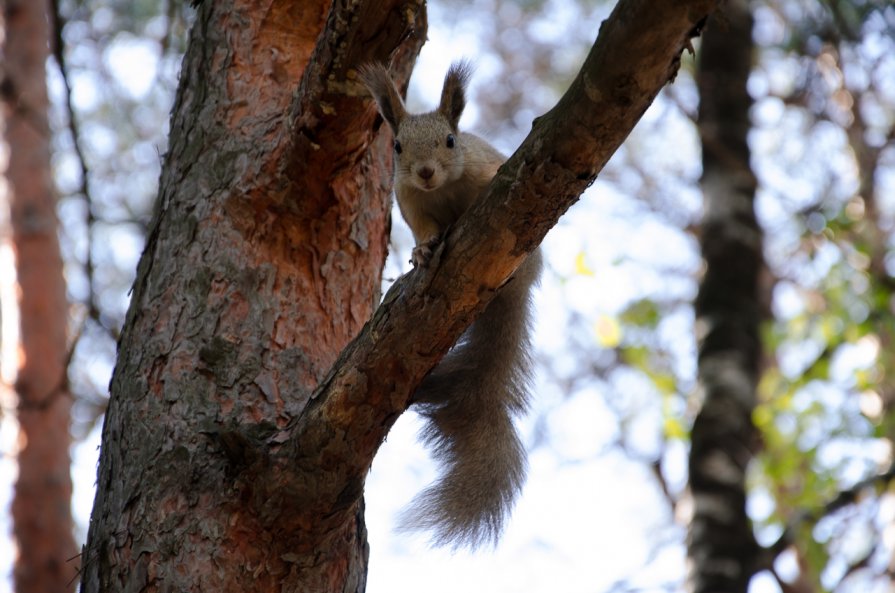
(394, 139), (402, 154)
(446, 134), (455, 148)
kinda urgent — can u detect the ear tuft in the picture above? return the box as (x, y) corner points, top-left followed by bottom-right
(358, 63), (408, 133)
(438, 60), (473, 129)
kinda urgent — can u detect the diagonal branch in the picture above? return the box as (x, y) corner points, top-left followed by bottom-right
(279, 0), (720, 524)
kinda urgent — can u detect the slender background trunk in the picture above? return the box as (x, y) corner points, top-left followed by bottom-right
(2, 0), (78, 590)
(688, 2), (763, 592)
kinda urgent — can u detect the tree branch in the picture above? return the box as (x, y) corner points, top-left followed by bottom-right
(285, 0), (426, 213)
(761, 463), (895, 567)
(48, 0), (102, 323)
(283, 0), (719, 524)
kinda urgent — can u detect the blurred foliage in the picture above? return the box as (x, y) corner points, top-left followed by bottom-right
(746, 2), (895, 590)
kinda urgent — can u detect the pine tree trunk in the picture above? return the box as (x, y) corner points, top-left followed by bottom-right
(688, 2), (763, 592)
(79, 1), (425, 591)
(2, 0), (78, 590)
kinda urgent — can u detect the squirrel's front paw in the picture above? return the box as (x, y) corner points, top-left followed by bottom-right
(411, 238), (439, 267)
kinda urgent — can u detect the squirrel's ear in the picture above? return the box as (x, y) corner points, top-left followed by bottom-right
(438, 61), (472, 129)
(359, 63), (407, 133)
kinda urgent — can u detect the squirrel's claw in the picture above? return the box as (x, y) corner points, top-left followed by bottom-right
(411, 238), (439, 267)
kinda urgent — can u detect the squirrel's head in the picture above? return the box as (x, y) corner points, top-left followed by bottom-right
(360, 61), (472, 192)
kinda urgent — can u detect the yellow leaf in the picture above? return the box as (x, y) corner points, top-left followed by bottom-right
(664, 417), (687, 440)
(752, 404), (774, 429)
(651, 373), (676, 395)
(574, 251), (595, 277)
(594, 315), (622, 348)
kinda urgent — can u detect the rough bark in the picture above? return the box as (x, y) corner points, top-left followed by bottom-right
(2, 0), (78, 591)
(687, 2), (763, 592)
(81, 1), (425, 591)
(81, 0), (718, 591)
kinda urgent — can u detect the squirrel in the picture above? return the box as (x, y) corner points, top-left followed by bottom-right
(359, 61), (542, 549)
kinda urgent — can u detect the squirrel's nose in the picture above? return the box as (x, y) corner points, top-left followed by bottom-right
(418, 166), (434, 180)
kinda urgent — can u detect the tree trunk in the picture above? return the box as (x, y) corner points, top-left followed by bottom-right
(2, 0), (78, 591)
(688, 2), (763, 592)
(80, 1), (718, 591)
(80, 1), (426, 591)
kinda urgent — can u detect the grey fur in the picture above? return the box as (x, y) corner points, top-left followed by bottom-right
(361, 61), (541, 549)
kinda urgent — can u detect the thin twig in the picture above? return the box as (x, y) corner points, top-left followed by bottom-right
(48, 0), (101, 325)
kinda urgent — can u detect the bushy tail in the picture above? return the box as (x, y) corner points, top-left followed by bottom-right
(399, 250), (542, 549)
